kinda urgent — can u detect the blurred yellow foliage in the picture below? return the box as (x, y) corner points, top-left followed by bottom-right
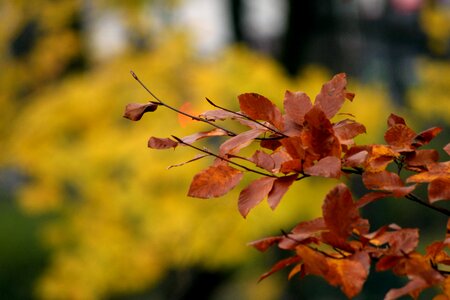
(420, 2), (450, 54)
(1, 34), (393, 299)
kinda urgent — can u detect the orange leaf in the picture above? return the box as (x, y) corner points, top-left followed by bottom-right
(407, 161), (450, 183)
(363, 171), (416, 197)
(387, 113), (407, 127)
(314, 73), (350, 119)
(180, 128), (228, 145)
(405, 149), (439, 172)
(413, 127), (442, 148)
(238, 177), (276, 218)
(188, 165), (243, 198)
(238, 93), (284, 130)
(280, 136), (305, 160)
(322, 184), (360, 238)
(429, 177), (450, 203)
(283, 90), (312, 125)
(385, 277), (428, 300)
(366, 145), (399, 172)
(384, 124), (416, 151)
(333, 119), (366, 145)
(304, 156), (341, 179)
(267, 175), (297, 210)
(444, 143), (450, 156)
(123, 102), (158, 121)
(258, 256), (302, 282)
(148, 137), (178, 149)
(248, 236), (283, 252)
(219, 128), (265, 156)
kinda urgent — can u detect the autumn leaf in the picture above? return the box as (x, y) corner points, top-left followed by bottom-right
(303, 105), (341, 158)
(333, 119), (366, 146)
(238, 93), (284, 130)
(123, 102), (159, 121)
(385, 277), (429, 300)
(280, 136), (305, 160)
(384, 124), (416, 151)
(199, 109), (239, 121)
(314, 73), (352, 119)
(387, 113), (407, 127)
(250, 150), (275, 172)
(283, 90), (312, 125)
(412, 127), (442, 148)
(148, 137), (178, 149)
(404, 149), (439, 172)
(366, 145), (399, 172)
(219, 128), (265, 156)
(407, 161), (450, 201)
(180, 128), (228, 145)
(304, 156), (341, 179)
(248, 236), (283, 252)
(238, 177), (276, 218)
(444, 143), (450, 156)
(322, 184), (361, 238)
(188, 164), (243, 198)
(267, 175), (297, 210)
(258, 256), (302, 282)
(363, 171), (416, 197)
(356, 191), (390, 209)
(429, 177), (450, 203)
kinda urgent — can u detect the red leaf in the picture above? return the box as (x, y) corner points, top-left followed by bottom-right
(267, 175), (297, 210)
(356, 191), (390, 209)
(322, 184), (360, 238)
(280, 136), (305, 160)
(384, 124), (416, 151)
(181, 128), (228, 145)
(123, 102), (158, 121)
(387, 113), (407, 127)
(219, 128), (265, 156)
(314, 73), (350, 119)
(148, 137), (178, 149)
(238, 93), (284, 130)
(250, 150), (275, 172)
(258, 256), (302, 282)
(188, 164), (243, 198)
(238, 177), (276, 218)
(429, 177), (450, 203)
(405, 149), (439, 171)
(248, 236), (283, 252)
(412, 127), (442, 148)
(333, 119), (366, 145)
(304, 105), (341, 158)
(283, 90), (312, 125)
(304, 156), (342, 179)
(363, 171), (416, 197)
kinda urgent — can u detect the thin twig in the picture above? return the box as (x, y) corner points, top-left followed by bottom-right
(206, 97), (288, 138)
(172, 135), (279, 178)
(405, 193), (450, 217)
(131, 71), (237, 137)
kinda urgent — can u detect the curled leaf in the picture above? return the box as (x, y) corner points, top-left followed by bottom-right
(123, 102), (158, 121)
(148, 137), (178, 149)
(238, 177), (276, 218)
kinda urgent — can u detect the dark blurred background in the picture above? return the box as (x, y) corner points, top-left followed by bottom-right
(0, 0), (449, 299)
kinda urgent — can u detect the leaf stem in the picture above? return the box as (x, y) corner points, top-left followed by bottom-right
(172, 135), (279, 178)
(131, 71), (237, 137)
(206, 97), (288, 138)
(404, 193), (450, 217)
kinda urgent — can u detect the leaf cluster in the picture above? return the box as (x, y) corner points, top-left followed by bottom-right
(125, 72), (450, 299)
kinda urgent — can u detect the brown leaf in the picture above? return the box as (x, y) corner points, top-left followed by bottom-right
(250, 150), (275, 172)
(238, 93), (284, 130)
(407, 161), (450, 183)
(374, 228), (419, 255)
(219, 128), (265, 156)
(148, 137), (178, 149)
(304, 105), (341, 158)
(429, 177), (450, 203)
(238, 177), (276, 218)
(279, 159), (302, 173)
(180, 128), (228, 145)
(188, 164), (243, 198)
(322, 184), (360, 238)
(248, 236), (283, 252)
(412, 127), (442, 148)
(304, 156), (342, 179)
(260, 139), (282, 151)
(366, 145), (399, 172)
(405, 149), (440, 172)
(123, 102), (159, 121)
(283, 90), (312, 125)
(267, 175), (297, 210)
(384, 124), (416, 151)
(333, 119), (366, 145)
(343, 146), (370, 168)
(363, 171), (416, 197)
(258, 256), (302, 282)
(314, 73), (350, 119)
(280, 136), (305, 160)
(356, 191), (390, 209)
(199, 109), (238, 121)
(387, 113), (407, 127)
